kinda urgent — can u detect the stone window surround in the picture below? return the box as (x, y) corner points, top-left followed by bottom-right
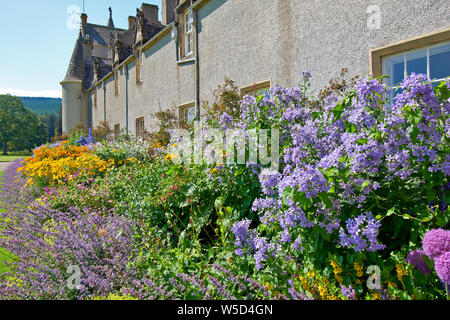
(370, 27), (450, 78)
(177, 1), (196, 60)
(135, 116), (145, 137)
(135, 47), (144, 84)
(114, 123), (120, 139)
(179, 101), (195, 124)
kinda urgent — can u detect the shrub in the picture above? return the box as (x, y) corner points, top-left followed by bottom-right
(17, 141), (113, 188)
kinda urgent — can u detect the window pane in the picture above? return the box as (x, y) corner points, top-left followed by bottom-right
(384, 55), (404, 87)
(187, 107), (195, 122)
(406, 49), (427, 77)
(430, 43), (450, 80)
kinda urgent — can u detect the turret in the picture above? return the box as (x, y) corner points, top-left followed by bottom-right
(60, 29), (88, 134)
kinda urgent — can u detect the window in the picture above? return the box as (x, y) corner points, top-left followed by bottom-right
(114, 69), (119, 96)
(140, 50), (144, 82)
(184, 10), (194, 57)
(114, 123), (120, 139)
(179, 102), (195, 125)
(136, 117), (145, 137)
(93, 88), (97, 108)
(382, 41), (450, 103)
(240, 80), (271, 97)
(136, 49), (144, 83)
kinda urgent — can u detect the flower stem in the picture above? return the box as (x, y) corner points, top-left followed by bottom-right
(446, 283), (449, 300)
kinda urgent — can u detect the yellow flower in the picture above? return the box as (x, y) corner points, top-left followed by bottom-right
(354, 262), (364, 277)
(396, 264), (408, 288)
(318, 285), (328, 299)
(372, 292), (381, 300)
(164, 153), (178, 162)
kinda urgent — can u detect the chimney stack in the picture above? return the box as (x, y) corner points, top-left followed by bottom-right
(128, 16), (137, 30)
(141, 3), (159, 25)
(162, 0), (178, 25)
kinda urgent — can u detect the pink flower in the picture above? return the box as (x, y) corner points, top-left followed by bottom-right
(434, 252), (450, 284)
(422, 229), (450, 259)
(170, 185), (175, 191)
(187, 198), (190, 204)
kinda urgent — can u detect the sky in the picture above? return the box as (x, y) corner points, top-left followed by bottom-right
(0, 0), (162, 98)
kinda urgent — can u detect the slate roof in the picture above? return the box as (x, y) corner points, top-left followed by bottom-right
(63, 9), (164, 89)
(63, 22), (125, 89)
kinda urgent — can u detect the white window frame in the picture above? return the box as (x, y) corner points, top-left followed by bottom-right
(382, 40), (450, 103)
(140, 50), (144, 82)
(179, 102), (195, 124)
(184, 11), (194, 57)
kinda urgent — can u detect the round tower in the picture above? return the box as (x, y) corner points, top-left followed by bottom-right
(60, 30), (84, 135)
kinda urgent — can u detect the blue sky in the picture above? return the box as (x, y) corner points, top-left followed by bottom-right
(0, 0), (162, 98)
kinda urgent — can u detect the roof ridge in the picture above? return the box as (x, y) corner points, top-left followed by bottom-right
(87, 22), (126, 31)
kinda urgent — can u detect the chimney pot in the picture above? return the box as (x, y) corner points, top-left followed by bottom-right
(162, 0), (178, 25)
(128, 16), (137, 30)
(81, 13), (88, 26)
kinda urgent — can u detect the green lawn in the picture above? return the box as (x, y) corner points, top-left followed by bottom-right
(0, 170), (16, 275)
(0, 151), (31, 162)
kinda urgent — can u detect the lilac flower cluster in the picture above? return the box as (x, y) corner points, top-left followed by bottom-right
(340, 285), (357, 300)
(406, 250), (431, 275)
(228, 73), (448, 270)
(339, 212), (386, 252)
(231, 218), (257, 256)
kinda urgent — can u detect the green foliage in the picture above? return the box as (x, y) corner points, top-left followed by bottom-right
(20, 97), (61, 115)
(0, 94), (47, 154)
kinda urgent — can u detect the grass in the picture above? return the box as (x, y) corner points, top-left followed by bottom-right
(0, 170), (17, 275)
(0, 151), (31, 163)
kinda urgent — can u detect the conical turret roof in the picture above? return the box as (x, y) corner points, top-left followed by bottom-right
(62, 31), (84, 82)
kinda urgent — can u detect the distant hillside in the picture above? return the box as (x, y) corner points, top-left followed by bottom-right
(20, 97), (61, 115)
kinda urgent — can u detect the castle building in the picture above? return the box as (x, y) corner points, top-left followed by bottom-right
(61, 0), (450, 136)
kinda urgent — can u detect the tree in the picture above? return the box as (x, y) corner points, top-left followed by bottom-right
(0, 94), (47, 155)
(11, 111), (47, 152)
(39, 113), (57, 141)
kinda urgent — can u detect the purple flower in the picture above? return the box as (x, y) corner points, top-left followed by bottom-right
(406, 250), (431, 275)
(434, 252), (450, 285)
(340, 285), (356, 300)
(339, 212), (386, 252)
(231, 219), (257, 254)
(422, 229), (450, 260)
(258, 169), (281, 196)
